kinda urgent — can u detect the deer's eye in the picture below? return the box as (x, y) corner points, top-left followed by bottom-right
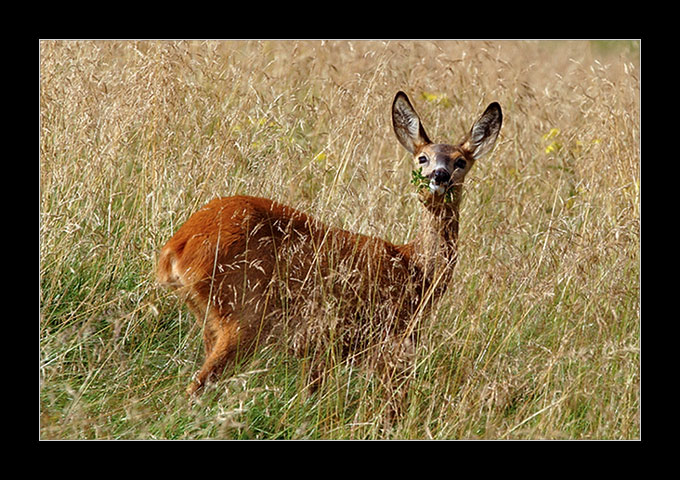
(418, 155), (428, 165)
(454, 158), (467, 169)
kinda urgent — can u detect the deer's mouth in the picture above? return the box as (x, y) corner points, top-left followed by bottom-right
(428, 168), (452, 196)
(428, 178), (450, 196)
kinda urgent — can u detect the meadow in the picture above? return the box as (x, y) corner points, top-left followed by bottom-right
(39, 40), (640, 439)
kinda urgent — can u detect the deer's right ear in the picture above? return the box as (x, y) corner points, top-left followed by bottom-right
(392, 91), (431, 154)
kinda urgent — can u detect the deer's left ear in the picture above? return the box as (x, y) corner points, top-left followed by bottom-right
(462, 102), (502, 159)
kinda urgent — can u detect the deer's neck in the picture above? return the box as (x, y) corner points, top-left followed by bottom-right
(404, 188), (462, 288)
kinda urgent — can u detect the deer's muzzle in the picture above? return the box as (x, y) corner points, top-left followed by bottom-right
(429, 168), (451, 195)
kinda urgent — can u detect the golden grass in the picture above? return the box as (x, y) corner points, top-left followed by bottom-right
(40, 40), (640, 439)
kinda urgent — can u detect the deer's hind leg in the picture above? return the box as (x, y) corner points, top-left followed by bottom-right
(186, 315), (243, 396)
(184, 295), (218, 357)
(183, 286), (246, 396)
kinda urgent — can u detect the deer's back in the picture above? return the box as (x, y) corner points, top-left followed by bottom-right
(157, 195), (424, 348)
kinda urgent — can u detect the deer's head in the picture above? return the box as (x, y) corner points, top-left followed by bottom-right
(392, 91), (502, 202)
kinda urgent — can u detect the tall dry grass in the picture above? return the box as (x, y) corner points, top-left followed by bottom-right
(39, 40), (640, 439)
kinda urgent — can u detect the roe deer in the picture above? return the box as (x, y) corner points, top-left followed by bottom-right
(157, 91), (502, 414)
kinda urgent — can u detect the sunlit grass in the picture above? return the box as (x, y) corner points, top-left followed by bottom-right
(40, 40), (639, 439)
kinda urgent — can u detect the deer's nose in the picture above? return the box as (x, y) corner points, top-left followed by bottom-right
(432, 168), (451, 184)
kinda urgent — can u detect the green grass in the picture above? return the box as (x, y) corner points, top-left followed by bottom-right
(40, 40), (640, 439)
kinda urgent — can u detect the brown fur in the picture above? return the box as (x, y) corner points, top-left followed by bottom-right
(156, 92), (502, 416)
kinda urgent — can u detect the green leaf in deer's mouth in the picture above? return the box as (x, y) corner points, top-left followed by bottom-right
(411, 168), (429, 192)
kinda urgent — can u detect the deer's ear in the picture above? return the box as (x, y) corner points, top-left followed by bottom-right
(392, 91), (431, 154)
(462, 102), (502, 159)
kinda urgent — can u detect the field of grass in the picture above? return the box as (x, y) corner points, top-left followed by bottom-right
(39, 40), (640, 440)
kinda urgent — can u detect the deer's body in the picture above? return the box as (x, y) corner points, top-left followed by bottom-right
(157, 92), (502, 408)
